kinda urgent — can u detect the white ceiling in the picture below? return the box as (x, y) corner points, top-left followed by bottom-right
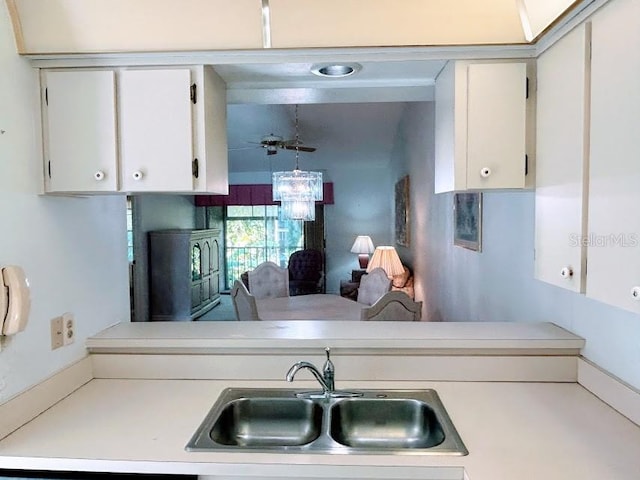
(227, 102), (411, 173)
(219, 59), (445, 174)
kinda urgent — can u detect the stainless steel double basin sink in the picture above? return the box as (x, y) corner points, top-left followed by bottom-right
(186, 388), (468, 455)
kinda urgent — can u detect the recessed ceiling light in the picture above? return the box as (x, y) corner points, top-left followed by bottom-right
(310, 63), (362, 78)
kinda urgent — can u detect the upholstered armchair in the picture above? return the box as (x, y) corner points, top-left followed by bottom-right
(391, 266), (415, 300)
(287, 249), (325, 296)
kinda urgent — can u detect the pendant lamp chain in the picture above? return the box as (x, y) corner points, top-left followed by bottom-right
(294, 104), (300, 170)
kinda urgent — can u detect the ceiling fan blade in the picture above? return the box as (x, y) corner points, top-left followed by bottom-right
(283, 144), (316, 153)
(229, 146), (261, 151)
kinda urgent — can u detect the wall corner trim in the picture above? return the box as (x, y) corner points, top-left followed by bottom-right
(0, 356), (93, 440)
(577, 357), (640, 427)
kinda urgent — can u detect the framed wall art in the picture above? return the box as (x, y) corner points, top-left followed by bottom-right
(453, 192), (482, 251)
(395, 175), (410, 247)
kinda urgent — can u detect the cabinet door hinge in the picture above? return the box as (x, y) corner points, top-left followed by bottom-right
(525, 77), (529, 99)
(192, 158), (199, 178)
(47, 160), (51, 178)
(45, 87), (48, 106)
(525, 154), (529, 175)
(190, 83), (197, 104)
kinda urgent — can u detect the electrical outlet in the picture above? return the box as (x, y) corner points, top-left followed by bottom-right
(50, 316), (63, 350)
(62, 312), (74, 345)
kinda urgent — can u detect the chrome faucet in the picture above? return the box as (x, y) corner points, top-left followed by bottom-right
(286, 347), (335, 395)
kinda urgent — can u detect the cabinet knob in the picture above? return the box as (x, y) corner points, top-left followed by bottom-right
(480, 167), (492, 178)
(132, 171), (144, 181)
(94, 171), (105, 181)
(631, 286), (640, 300)
(560, 267), (573, 279)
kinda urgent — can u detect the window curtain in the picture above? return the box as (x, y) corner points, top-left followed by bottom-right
(195, 183), (334, 207)
(304, 205), (325, 251)
(304, 204), (326, 292)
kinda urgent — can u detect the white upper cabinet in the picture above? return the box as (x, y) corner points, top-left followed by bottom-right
(586, 0), (640, 314)
(43, 70), (118, 192)
(534, 24), (591, 293)
(119, 69), (194, 192)
(435, 60), (534, 193)
(41, 66), (228, 195)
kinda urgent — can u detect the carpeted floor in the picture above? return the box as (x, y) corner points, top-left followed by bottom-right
(198, 293), (236, 321)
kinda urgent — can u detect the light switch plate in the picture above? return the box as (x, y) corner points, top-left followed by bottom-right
(51, 316), (63, 350)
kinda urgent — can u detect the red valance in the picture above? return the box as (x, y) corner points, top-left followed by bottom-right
(195, 183), (334, 207)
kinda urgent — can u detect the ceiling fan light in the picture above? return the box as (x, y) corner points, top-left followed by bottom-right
(311, 63), (361, 78)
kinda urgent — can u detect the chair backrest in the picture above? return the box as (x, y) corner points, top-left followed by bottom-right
(288, 249), (323, 281)
(230, 280), (260, 321)
(360, 290), (423, 321)
(357, 267), (392, 306)
(287, 249), (324, 295)
(248, 261), (290, 299)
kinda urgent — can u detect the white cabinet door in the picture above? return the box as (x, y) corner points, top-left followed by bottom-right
(43, 70), (118, 192)
(587, 0), (640, 313)
(534, 24), (590, 292)
(466, 63), (527, 190)
(119, 69), (194, 192)
(435, 61), (531, 193)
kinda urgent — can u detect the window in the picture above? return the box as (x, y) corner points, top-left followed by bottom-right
(225, 205), (303, 289)
(126, 196), (134, 262)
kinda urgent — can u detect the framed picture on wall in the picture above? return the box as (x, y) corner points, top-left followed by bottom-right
(395, 175), (410, 247)
(453, 192), (482, 251)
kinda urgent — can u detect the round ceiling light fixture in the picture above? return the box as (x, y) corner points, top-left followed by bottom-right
(310, 63), (362, 78)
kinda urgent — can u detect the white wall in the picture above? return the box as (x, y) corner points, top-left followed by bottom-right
(324, 165), (393, 293)
(0, 3), (130, 402)
(399, 102), (640, 390)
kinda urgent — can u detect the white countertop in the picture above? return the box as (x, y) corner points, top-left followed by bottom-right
(1, 378), (639, 479)
(86, 321), (585, 354)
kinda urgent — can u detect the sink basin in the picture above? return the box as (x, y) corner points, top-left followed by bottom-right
(210, 397), (323, 447)
(186, 388), (467, 455)
(330, 398), (445, 449)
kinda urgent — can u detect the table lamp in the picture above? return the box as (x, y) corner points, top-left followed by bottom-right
(366, 245), (405, 278)
(350, 235), (375, 269)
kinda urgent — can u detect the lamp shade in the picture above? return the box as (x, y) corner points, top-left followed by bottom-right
(366, 246), (404, 277)
(350, 236), (375, 254)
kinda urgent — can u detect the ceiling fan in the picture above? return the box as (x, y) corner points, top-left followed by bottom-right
(258, 133), (317, 156)
(230, 105), (317, 156)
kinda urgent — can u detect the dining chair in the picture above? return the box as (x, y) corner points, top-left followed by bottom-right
(287, 249), (325, 295)
(356, 267), (392, 306)
(360, 291), (422, 321)
(230, 280), (260, 321)
(248, 261), (290, 299)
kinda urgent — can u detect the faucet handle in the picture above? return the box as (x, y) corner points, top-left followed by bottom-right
(322, 347), (335, 391)
(323, 347), (334, 371)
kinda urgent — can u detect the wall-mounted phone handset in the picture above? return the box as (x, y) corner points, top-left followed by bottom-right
(1, 265), (31, 336)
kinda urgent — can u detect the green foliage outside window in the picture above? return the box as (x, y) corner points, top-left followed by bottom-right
(225, 206), (304, 288)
